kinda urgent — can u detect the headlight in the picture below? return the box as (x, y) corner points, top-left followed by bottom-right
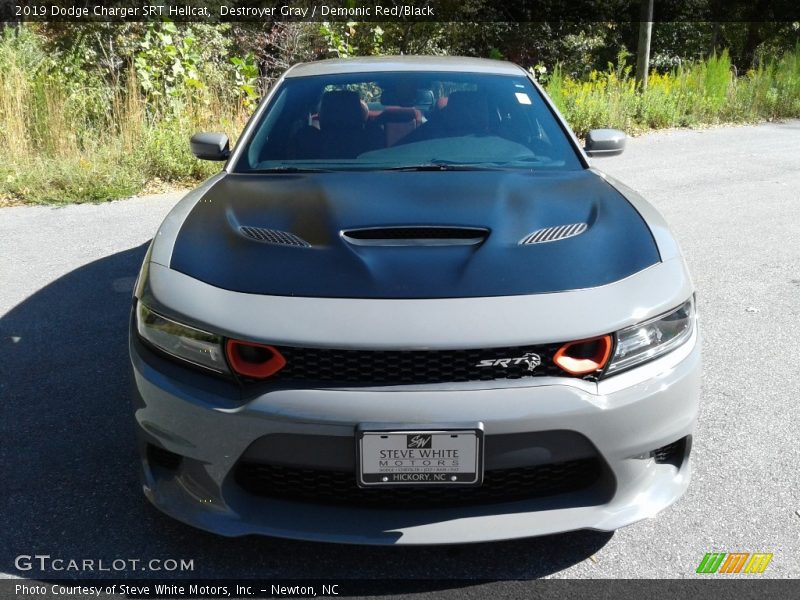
(135, 302), (229, 373)
(605, 297), (696, 375)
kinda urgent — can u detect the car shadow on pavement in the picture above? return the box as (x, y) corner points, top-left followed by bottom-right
(0, 244), (612, 584)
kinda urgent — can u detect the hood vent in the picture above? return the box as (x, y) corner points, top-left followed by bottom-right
(343, 226), (488, 246)
(520, 223), (588, 245)
(239, 226), (310, 247)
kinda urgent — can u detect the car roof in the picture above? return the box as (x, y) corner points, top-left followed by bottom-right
(284, 56), (527, 78)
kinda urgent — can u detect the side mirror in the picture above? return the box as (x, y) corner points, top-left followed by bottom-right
(585, 129), (626, 157)
(190, 132), (230, 161)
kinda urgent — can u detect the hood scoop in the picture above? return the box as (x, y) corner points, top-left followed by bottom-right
(520, 222), (588, 245)
(342, 226), (489, 246)
(239, 226), (311, 248)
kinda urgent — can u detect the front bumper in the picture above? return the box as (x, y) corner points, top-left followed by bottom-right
(129, 323), (700, 545)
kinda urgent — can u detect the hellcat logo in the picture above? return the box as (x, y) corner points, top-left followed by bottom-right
(476, 352), (541, 371)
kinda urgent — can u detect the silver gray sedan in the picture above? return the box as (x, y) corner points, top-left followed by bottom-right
(129, 56), (700, 544)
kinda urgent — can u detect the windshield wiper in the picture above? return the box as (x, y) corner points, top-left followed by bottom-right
(383, 162), (505, 172)
(247, 166), (333, 173)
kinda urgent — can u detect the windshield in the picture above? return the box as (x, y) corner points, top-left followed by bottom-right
(233, 71), (583, 172)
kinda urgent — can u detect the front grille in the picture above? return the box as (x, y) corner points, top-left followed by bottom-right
(270, 343), (571, 386)
(235, 458), (603, 508)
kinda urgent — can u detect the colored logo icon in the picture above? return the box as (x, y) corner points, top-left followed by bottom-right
(696, 552), (773, 574)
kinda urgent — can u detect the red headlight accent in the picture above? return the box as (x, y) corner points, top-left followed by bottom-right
(553, 335), (612, 376)
(225, 340), (286, 379)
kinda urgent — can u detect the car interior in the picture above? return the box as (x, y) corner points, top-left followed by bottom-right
(243, 73), (574, 169)
(289, 88), (530, 159)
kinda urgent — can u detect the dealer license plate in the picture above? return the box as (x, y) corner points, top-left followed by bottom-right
(358, 429), (483, 487)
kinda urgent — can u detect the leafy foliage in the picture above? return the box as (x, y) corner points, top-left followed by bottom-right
(134, 22), (205, 106)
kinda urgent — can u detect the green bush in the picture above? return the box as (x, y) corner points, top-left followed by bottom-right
(546, 45), (800, 137)
(137, 119), (217, 183)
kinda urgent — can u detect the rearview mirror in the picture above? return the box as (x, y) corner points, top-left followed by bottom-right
(190, 132), (230, 161)
(584, 129), (626, 157)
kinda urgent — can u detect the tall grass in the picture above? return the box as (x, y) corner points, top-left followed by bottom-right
(545, 47), (800, 136)
(0, 27), (249, 205)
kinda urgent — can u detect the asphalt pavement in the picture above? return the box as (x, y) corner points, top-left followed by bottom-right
(1, 121), (799, 585)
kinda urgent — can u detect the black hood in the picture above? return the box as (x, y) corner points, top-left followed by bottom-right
(169, 170), (659, 299)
